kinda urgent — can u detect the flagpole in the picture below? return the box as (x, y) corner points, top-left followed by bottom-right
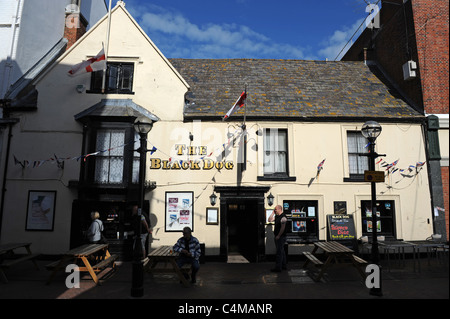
(102, 0), (112, 94)
(243, 83), (247, 128)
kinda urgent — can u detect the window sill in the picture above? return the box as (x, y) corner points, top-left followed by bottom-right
(257, 176), (297, 182)
(86, 90), (135, 95)
(343, 175), (365, 182)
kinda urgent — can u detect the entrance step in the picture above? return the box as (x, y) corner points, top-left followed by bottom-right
(227, 253), (250, 263)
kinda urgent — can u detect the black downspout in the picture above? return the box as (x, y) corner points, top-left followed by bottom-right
(0, 123), (14, 238)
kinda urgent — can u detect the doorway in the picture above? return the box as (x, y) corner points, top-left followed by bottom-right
(216, 186), (269, 262)
(227, 200), (259, 262)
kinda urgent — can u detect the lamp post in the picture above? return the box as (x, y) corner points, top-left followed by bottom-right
(361, 120), (383, 296)
(131, 116), (153, 298)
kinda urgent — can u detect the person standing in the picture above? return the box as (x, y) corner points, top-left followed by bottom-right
(86, 211), (104, 243)
(131, 205), (151, 257)
(173, 227), (201, 283)
(268, 205), (288, 272)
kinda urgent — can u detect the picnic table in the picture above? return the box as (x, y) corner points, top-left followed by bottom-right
(0, 243), (39, 283)
(46, 243), (117, 285)
(404, 240), (447, 272)
(144, 245), (190, 287)
(302, 241), (368, 282)
(378, 240), (417, 271)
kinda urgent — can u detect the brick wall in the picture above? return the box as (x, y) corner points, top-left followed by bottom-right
(412, 0), (449, 115)
(64, 13), (87, 51)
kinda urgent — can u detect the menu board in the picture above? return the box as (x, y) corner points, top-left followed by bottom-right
(327, 214), (356, 240)
(165, 192), (194, 232)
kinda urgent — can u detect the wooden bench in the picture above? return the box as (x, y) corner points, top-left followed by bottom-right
(303, 252), (323, 267)
(0, 243), (39, 283)
(46, 244), (116, 285)
(92, 254), (118, 270)
(302, 241), (369, 282)
(0, 254), (40, 269)
(145, 245), (191, 287)
(352, 255), (368, 265)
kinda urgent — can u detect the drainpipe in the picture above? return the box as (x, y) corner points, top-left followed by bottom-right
(0, 123), (14, 238)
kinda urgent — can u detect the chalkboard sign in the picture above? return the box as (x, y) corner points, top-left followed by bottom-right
(327, 214), (356, 241)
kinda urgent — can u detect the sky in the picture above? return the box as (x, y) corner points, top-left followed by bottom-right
(122, 0), (376, 61)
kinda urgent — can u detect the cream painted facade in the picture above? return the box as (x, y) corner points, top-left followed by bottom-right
(0, 3), (433, 257)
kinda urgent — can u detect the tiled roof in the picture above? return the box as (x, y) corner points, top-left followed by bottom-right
(169, 59), (423, 121)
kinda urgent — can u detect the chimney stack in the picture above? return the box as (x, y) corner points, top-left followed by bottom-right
(64, 4), (88, 50)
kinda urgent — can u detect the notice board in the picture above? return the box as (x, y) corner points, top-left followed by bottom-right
(327, 214), (356, 241)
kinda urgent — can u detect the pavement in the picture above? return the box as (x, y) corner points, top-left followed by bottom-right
(0, 253), (448, 304)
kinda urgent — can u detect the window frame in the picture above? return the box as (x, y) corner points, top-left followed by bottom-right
(88, 62), (135, 94)
(84, 122), (138, 187)
(343, 128), (370, 182)
(258, 128), (295, 181)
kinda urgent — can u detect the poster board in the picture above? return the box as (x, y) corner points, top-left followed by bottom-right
(327, 214), (356, 241)
(165, 191), (194, 232)
(26, 190), (56, 231)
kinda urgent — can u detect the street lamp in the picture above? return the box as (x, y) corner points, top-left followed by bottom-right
(361, 120), (383, 296)
(131, 116), (153, 298)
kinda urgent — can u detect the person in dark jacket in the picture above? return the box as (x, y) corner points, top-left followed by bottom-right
(268, 205), (287, 272)
(173, 227), (201, 283)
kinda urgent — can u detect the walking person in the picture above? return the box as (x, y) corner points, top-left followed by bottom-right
(268, 205), (288, 272)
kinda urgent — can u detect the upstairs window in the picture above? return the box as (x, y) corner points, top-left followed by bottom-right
(89, 62), (134, 94)
(263, 129), (288, 177)
(347, 131), (369, 179)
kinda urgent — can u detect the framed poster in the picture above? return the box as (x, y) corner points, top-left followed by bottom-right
(333, 201), (347, 214)
(26, 190), (56, 231)
(206, 207), (218, 225)
(165, 191), (194, 232)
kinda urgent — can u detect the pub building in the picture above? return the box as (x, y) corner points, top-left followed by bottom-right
(0, 2), (434, 262)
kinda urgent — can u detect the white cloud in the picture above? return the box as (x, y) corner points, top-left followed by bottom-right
(318, 18), (365, 61)
(129, 4), (310, 59)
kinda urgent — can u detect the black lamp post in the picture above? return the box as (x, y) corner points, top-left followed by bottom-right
(131, 116), (153, 298)
(361, 120), (383, 296)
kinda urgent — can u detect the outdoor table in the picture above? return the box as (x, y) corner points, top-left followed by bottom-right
(144, 245), (190, 287)
(404, 240), (446, 272)
(302, 241), (368, 282)
(46, 243), (117, 285)
(378, 240), (416, 271)
(0, 242), (39, 283)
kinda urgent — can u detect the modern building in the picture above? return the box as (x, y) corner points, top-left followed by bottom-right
(342, 0), (449, 240)
(0, 2), (435, 261)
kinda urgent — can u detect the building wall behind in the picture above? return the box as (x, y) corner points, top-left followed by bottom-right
(412, 0), (449, 115)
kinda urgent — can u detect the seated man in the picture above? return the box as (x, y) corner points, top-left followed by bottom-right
(173, 227), (201, 283)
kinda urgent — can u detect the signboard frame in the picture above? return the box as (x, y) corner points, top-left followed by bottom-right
(165, 191), (194, 232)
(327, 214), (357, 241)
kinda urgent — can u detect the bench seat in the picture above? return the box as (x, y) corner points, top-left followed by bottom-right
(92, 254), (118, 270)
(303, 252), (323, 267)
(0, 254), (40, 269)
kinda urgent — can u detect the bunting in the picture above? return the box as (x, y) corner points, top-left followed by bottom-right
(13, 128), (245, 170)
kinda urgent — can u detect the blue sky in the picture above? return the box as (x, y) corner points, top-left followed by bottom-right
(122, 0), (374, 60)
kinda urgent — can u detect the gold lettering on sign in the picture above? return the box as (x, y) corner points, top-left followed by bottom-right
(150, 145), (234, 170)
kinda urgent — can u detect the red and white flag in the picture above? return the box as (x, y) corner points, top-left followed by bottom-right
(223, 91), (247, 121)
(68, 48), (106, 76)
